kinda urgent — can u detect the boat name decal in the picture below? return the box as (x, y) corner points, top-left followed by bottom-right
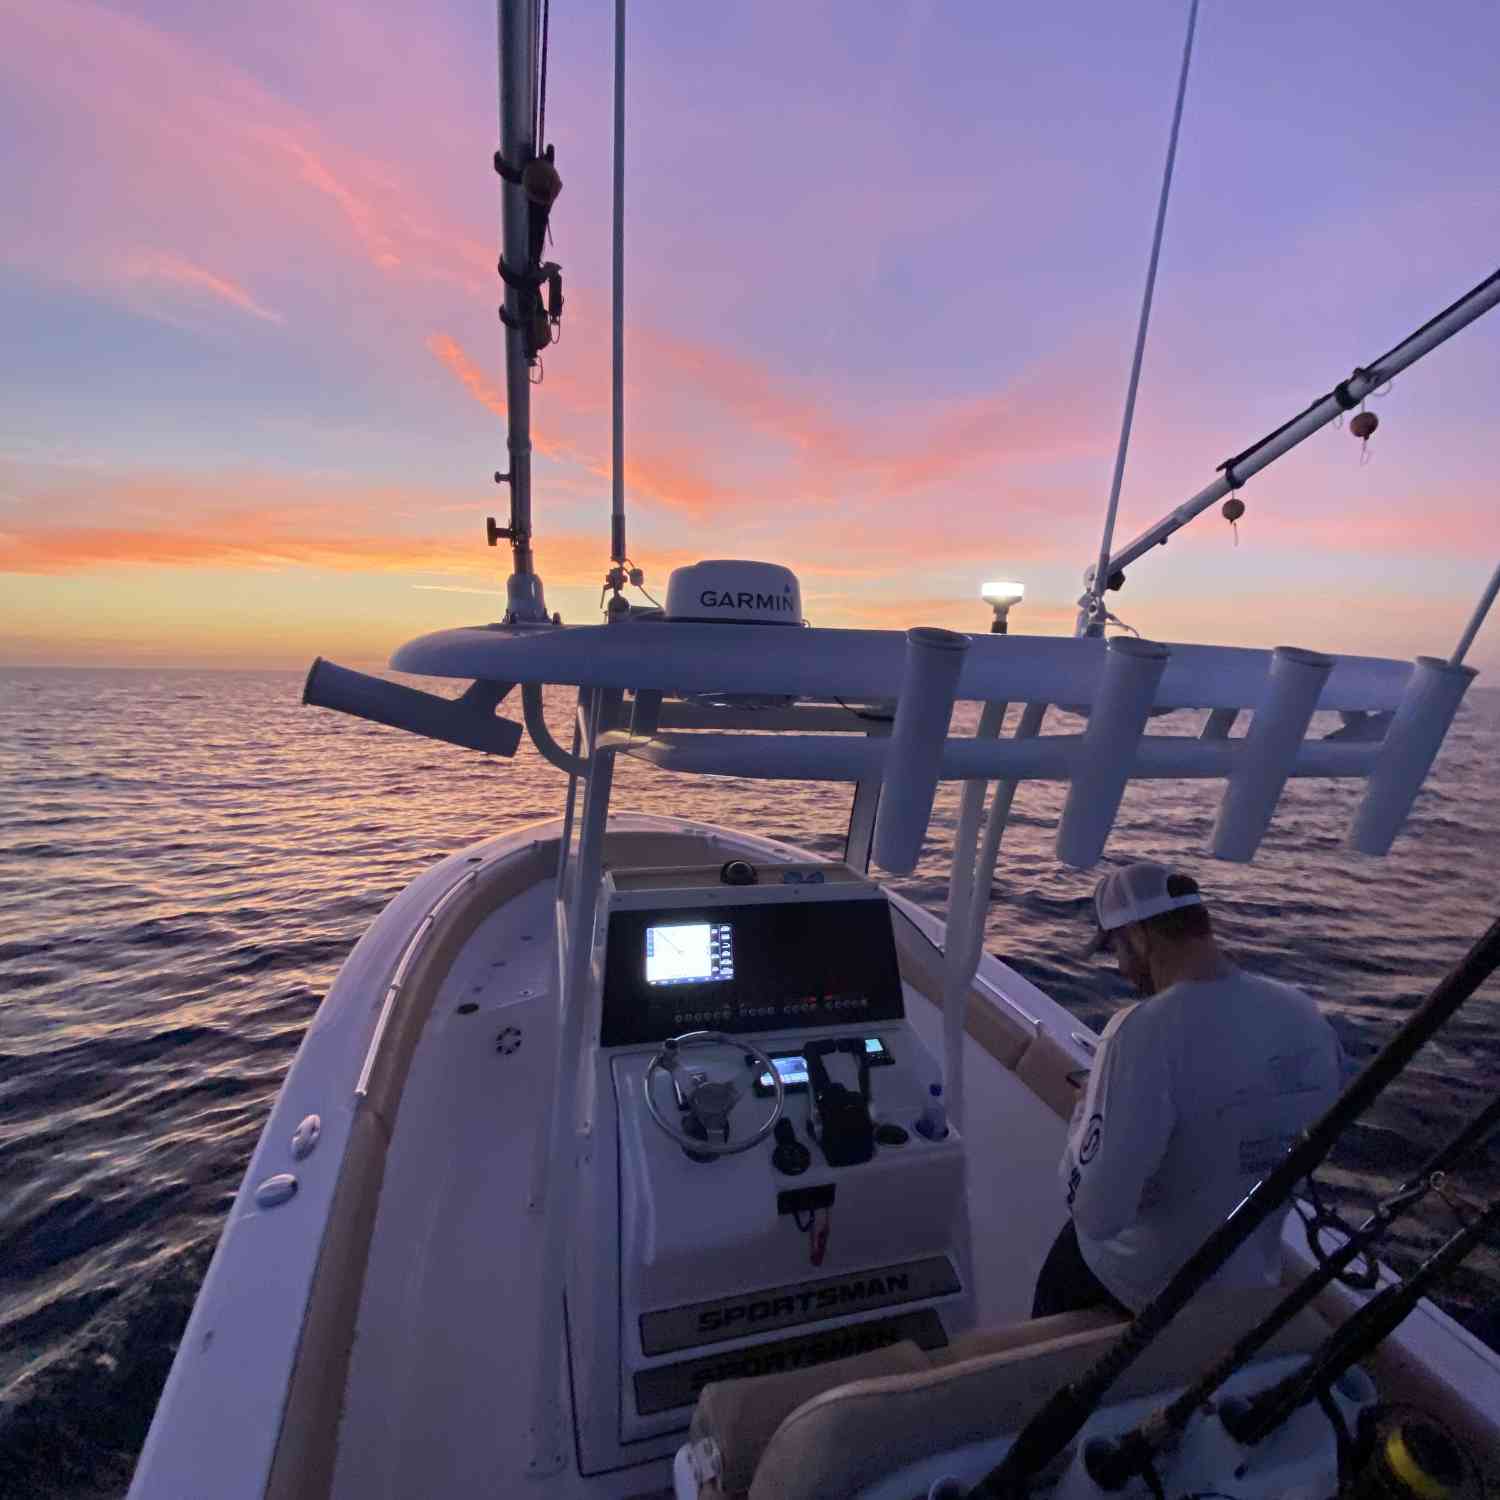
(639, 1256), (960, 1356)
(632, 1309), (948, 1416)
(698, 1273), (909, 1332)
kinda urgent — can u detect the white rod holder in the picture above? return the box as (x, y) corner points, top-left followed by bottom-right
(1201, 706), (1238, 740)
(1056, 637), (1170, 868)
(1350, 656), (1476, 856)
(1212, 646), (1333, 862)
(941, 700), (1007, 1134)
(873, 627), (970, 875)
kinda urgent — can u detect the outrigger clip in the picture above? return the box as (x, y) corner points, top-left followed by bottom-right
(498, 257), (565, 362)
(1333, 366), (1374, 411)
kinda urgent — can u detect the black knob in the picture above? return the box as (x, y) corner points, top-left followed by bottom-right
(771, 1119), (811, 1176)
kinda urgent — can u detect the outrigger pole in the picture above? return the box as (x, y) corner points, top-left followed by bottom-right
(1084, 266), (1500, 605)
(970, 912), (1500, 1498)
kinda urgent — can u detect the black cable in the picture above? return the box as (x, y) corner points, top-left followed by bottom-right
(624, 559), (662, 609)
(1314, 1383), (1355, 1488)
(537, 0), (551, 148)
(835, 696), (894, 723)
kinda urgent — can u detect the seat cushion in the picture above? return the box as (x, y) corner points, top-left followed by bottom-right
(690, 1339), (930, 1497)
(746, 1288), (1327, 1500)
(935, 1304), (1127, 1365)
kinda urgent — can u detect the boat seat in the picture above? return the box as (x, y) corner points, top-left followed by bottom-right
(687, 1307), (1124, 1499)
(691, 1289), (1326, 1500)
(688, 1339), (931, 1500)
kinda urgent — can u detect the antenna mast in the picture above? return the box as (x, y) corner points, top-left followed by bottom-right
(1081, 0), (1199, 636)
(612, 0), (627, 574)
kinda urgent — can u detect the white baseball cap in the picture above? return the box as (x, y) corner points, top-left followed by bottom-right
(1087, 861), (1204, 953)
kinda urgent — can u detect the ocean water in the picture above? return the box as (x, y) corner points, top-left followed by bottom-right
(1, 666), (1497, 1496)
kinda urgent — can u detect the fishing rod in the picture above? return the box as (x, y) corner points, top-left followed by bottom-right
(967, 913), (1500, 1499)
(1083, 1090), (1500, 1489)
(1220, 1194), (1500, 1449)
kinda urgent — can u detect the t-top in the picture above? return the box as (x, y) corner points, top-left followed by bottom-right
(1060, 967), (1343, 1312)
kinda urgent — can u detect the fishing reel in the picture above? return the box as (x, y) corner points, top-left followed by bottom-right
(1297, 1178), (1381, 1292)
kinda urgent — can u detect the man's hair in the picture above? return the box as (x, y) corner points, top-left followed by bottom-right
(1140, 873), (1213, 941)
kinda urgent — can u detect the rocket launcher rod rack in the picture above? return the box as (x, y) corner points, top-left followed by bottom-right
(601, 634), (1476, 872)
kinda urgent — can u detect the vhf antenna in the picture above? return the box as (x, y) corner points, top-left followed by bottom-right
(1080, 0), (1199, 637)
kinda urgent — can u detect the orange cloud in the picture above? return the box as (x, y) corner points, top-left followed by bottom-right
(426, 313), (1119, 546)
(426, 333), (507, 422)
(122, 250), (284, 324)
(0, 520), (479, 576)
(632, 322), (1107, 502)
(427, 331), (759, 520)
(252, 127), (403, 273)
(636, 326), (854, 474)
(0, 469), (698, 586)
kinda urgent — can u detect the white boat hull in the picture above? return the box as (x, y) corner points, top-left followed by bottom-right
(129, 815), (1500, 1499)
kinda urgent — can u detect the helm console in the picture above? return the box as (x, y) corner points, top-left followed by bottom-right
(565, 860), (975, 1472)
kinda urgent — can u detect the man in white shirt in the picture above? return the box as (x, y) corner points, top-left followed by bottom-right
(1032, 861), (1343, 1318)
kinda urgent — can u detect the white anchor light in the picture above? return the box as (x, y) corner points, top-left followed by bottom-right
(980, 580), (1026, 634)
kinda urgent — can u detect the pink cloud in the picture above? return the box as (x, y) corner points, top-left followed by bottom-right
(0, 0), (491, 316)
(122, 250), (284, 324)
(426, 331), (763, 520)
(250, 126), (404, 274)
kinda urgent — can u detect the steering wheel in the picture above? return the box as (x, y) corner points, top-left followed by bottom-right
(643, 1030), (785, 1157)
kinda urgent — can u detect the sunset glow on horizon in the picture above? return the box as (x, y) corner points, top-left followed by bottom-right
(3, 0), (1498, 673)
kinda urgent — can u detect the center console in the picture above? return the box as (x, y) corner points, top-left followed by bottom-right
(565, 860), (974, 1472)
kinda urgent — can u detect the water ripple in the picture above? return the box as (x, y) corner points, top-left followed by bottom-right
(0, 669), (1496, 1493)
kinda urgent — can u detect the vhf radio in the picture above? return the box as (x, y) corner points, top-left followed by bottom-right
(805, 1039), (876, 1167)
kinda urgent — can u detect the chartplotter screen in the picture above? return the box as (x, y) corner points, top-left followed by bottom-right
(644, 923), (734, 986)
(601, 898), (905, 1046)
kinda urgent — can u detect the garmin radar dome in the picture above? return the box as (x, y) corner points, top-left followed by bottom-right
(663, 560), (804, 626)
(663, 561), (804, 710)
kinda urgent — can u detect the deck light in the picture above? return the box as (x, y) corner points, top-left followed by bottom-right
(981, 580), (1025, 634)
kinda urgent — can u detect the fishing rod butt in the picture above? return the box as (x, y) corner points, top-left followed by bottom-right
(872, 628), (970, 875)
(303, 658), (523, 757)
(1080, 1431), (1154, 1491)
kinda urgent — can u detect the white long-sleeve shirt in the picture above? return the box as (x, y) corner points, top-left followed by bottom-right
(1060, 967), (1342, 1311)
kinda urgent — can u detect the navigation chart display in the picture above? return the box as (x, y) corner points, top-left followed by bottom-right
(645, 923), (734, 986)
(601, 896), (906, 1046)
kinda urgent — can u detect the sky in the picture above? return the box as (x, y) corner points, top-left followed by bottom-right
(2, 0), (1498, 672)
